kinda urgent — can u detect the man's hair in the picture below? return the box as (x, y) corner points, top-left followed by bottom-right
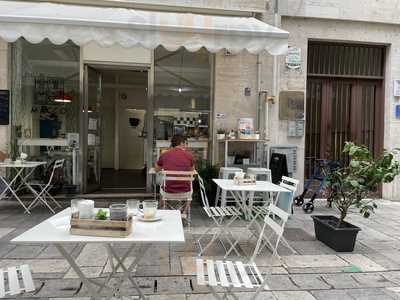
(171, 134), (186, 148)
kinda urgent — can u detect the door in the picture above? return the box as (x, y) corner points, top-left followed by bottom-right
(82, 65), (102, 192)
(305, 78), (383, 178)
(305, 42), (384, 180)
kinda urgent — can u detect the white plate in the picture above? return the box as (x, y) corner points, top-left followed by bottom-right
(138, 215), (162, 222)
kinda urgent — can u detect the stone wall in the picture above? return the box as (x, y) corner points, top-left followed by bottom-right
(279, 0), (400, 25)
(38, 0), (267, 14)
(280, 17), (400, 200)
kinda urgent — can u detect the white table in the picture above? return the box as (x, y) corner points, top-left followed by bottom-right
(213, 179), (289, 219)
(0, 161), (47, 214)
(12, 208), (185, 300)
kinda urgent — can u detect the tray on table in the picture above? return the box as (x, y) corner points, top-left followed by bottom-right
(70, 217), (133, 238)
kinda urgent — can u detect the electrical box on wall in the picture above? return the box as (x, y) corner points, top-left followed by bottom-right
(279, 91), (305, 120)
(288, 120), (304, 137)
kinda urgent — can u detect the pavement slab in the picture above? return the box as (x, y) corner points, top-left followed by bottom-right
(1, 201), (400, 299)
(273, 290), (317, 299)
(339, 254), (386, 272)
(282, 254), (349, 268)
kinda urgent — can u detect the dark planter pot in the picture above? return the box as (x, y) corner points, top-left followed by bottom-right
(311, 215), (361, 252)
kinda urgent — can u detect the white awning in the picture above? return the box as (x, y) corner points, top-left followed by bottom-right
(0, 1), (289, 55)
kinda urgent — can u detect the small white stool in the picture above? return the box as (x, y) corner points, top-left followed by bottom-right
(247, 168), (272, 181)
(215, 167), (243, 207)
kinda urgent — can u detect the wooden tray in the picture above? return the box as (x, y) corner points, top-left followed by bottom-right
(70, 217), (133, 238)
(233, 178), (257, 186)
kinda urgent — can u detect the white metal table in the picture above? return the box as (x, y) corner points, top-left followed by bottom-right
(12, 208), (185, 300)
(0, 161), (47, 214)
(213, 179), (289, 219)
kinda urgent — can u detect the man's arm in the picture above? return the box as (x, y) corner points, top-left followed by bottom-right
(154, 163), (162, 172)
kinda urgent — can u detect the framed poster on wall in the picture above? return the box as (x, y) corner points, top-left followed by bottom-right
(0, 90), (9, 125)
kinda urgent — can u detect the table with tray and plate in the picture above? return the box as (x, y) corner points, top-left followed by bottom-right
(12, 207), (184, 300)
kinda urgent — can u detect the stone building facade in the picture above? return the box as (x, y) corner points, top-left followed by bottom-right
(1, 0), (400, 198)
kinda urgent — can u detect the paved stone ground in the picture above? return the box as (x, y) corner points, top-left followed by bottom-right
(1, 199), (400, 299)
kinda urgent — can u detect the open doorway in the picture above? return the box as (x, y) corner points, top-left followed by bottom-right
(84, 66), (149, 193)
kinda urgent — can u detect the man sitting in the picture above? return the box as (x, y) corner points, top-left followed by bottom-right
(155, 134), (194, 221)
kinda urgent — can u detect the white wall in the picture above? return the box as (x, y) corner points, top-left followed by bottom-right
(280, 0), (400, 25)
(101, 84), (147, 170)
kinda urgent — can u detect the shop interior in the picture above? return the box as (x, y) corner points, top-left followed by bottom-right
(86, 66), (149, 192)
(12, 39), (212, 194)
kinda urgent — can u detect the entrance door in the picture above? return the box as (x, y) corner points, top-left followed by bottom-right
(82, 65), (102, 192)
(305, 42), (384, 179)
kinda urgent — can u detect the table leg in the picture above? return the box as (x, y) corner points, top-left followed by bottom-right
(55, 244), (102, 300)
(0, 175), (31, 214)
(105, 243), (149, 300)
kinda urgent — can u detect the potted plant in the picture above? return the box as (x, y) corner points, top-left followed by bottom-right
(312, 142), (400, 252)
(217, 129), (226, 140)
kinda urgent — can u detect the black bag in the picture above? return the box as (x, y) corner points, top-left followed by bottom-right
(269, 153), (289, 184)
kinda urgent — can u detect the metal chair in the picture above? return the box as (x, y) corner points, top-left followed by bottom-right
(160, 170), (194, 225)
(197, 175), (243, 257)
(0, 264), (35, 298)
(195, 203), (290, 300)
(215, 167), (243, 206)
(225, 176), (299, 258)
(26, 159), (65, 214)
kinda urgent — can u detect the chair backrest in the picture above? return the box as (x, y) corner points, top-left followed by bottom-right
(280, 176), (299, 193)
(197, 175), (210, 208)
(250, 203), (290, 262)
(161, 170), (195, 193)
(47, 159), (65, 185)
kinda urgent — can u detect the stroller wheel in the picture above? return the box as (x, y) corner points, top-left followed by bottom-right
(302, 202), (314, 213)
(294, 196), (304, 206)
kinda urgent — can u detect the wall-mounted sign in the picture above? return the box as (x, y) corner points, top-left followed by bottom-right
(0, 90), (10, 125)
(279, 91), (305, 120)
(394, 80), (400, 97)
(285, 47), (301, 70)
(396, 105), (400, 119)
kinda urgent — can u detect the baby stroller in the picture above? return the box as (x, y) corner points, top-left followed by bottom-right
(294, 158), (340, 213)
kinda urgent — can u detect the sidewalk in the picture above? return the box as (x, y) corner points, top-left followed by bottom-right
(0, 199), (400, 299)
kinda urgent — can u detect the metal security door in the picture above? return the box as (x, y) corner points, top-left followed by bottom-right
(305, 42), (384, 179)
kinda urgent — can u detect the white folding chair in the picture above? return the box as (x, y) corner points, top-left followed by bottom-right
(225, 177), (299, 258)
(26, 159), (65, 214)
(160, 170), (194, 225)
(197, 175), (243, 257)
(195, 205), (287, 300)
(0, 264), (35, 298)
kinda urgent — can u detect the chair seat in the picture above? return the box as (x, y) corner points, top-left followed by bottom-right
(196, 259), (265, 289)
(203, 206), (242, 218)
(0, 264), (35, 298)
(251, 206), (269, 215)
(160, 190), (192, 200)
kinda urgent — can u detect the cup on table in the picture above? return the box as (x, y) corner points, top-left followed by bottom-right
(70, 199), (83, 218)
(109, 203), (128, 221)
(142, 200), (158, 220)
(126, 199), (139, 217)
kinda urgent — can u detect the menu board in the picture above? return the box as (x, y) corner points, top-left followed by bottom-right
(0, 90), (9, 125)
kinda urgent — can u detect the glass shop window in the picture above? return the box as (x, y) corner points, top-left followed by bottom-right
(11, 39), (80, 188)
(154, 47), (212, 161)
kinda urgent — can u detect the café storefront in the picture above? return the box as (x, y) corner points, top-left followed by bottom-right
(0, 1), (289, 194)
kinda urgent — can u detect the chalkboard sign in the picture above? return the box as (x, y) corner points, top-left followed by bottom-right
(0, 90), (9, 125)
